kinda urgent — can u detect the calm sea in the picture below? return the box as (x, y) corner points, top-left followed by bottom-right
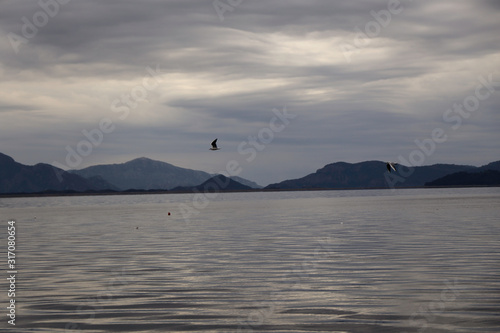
(1, 188), (499, 332)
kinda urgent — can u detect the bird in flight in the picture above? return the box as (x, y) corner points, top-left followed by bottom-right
(210, 138), (220, 150)
(386, 162), (397, 173)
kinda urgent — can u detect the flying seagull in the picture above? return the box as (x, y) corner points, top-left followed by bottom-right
(386, 162), (397, 173)
(210, 138), (220, 151)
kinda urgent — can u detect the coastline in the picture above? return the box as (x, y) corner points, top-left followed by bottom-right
(1, 185), (498, 199)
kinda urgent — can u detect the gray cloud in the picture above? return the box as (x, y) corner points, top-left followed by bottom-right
(1, 0), (499, 185)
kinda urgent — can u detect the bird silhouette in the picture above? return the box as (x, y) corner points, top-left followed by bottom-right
(210, 138), (220, 150)
(386, 162), (397, 172)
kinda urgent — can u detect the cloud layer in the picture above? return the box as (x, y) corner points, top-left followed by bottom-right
(1, 0), (499, 185)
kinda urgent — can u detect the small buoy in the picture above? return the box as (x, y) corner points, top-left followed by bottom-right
(168, 212), (171, 216)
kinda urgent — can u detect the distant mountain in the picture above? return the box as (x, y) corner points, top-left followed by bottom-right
(265, 161), (476, 190)
(4, 151), (497, 194)
(228, 176), (262, 189)
(71, 157), (212, 190)
(71, 157), (261, 191)
(476, 161), (500, 172)
(171, 174), (253, 192)
(425, 170), (500, 187)
(0, 152), (116, 194)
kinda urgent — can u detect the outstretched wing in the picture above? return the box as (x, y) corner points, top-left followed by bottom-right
(211, 139), (218, 149)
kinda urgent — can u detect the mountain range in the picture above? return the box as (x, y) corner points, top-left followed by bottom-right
(425, 161), (500, 187)
(70, 157), (212, 191)
(1, 152), (499, 195)
(0, 152), (116, 194)
(170, 174), (253, 192)
(70, 157), (262, 190)
(0, 153), (260, 194)
(265, 160), (500, 190)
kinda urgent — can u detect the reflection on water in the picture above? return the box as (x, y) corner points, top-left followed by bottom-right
(1, 188), (499, 332)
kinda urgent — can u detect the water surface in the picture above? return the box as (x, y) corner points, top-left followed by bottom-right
(1, 188), (499, 332)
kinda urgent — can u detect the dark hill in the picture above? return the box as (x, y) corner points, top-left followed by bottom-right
(72, 157), (261, 190)
(265, 161), (474, 190)
(0, 152), (116, 194)
(425, 170), (500, 187)
(71, 157), (212, 190)
(476, 161), (500, 172)
(171, 174), (252, 192)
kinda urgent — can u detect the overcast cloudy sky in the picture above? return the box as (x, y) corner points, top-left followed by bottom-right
(1, 0), (499, 185)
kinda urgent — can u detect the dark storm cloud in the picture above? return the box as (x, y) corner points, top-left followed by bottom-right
(1, 0), (499, 185)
